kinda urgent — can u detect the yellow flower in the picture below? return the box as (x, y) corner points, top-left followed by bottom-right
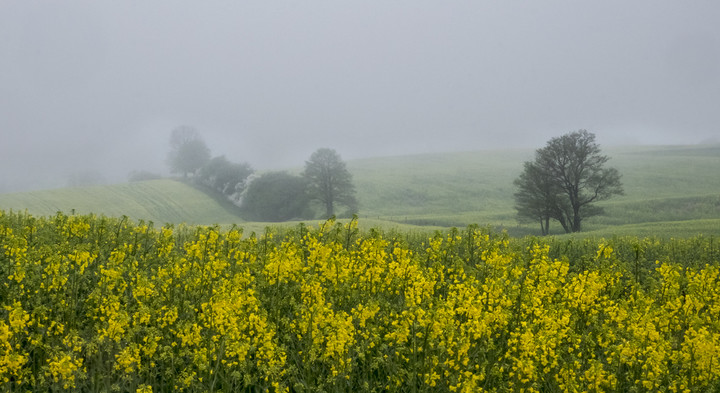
(136, 384), (153, 393)
(115, 345), (141, 373)
(48, 353), (82, 389)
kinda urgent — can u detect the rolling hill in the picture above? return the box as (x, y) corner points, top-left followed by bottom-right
(1, 144), (718, 237)
(347, 144), (720, 236)
(0, 179), (241, 225)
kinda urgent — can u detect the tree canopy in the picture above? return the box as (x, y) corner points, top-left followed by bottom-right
(197, 155), (254, 198)
(303, 148), (358, 218)
(240, 172), (311, 222)
(166, 126), (211, 178)
(513, 161), (565, 235)
(514, 130), (623, 234)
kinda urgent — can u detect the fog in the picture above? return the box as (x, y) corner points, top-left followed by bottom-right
(1, 1), (719, 192)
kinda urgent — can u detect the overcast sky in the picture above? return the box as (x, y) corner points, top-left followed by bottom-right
(1, 1), (719, 191)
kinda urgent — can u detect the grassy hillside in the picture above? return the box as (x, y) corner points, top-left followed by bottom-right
(350, 149), (531, 218)
(348, 144), (720, 237)
(1, 144), (718, 237)
(0, 179), (241, 225)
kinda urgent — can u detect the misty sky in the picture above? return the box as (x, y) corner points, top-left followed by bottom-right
(1, 1), (719, 191)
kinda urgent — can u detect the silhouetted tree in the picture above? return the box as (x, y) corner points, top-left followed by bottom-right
(167, 126), (211, 178)
(303, 148), (358, 218)
(513, 161), (564, 235)
(514, 130), (623, 233)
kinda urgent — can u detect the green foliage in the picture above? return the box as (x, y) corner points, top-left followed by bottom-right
(196, 155), (254, 198)
(166, 126), (211, 177)
(2, 211), (720, 392)
(303, 148), (358, 218)
(241, 172), (312, 222)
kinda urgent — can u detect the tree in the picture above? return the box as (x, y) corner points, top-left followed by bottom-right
(303, 148), (358, 218)
(167, 126), (211, 178)
(240, 172), (311, 222)
(197, 155), (254, 198)
(513, 161), (564, 235)
(514, 130), (624, 234)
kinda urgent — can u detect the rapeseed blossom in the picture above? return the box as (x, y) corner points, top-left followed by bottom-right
(1, 211), (719, 392)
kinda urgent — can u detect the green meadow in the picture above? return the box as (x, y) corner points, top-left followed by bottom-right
(0, 179), (236, 226)
(1, 144), (718, 238)
(349, 144), (720, 237)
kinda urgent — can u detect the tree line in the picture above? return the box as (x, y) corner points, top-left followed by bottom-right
(163, 126), (623, 233)
(165, 126), (357, 222)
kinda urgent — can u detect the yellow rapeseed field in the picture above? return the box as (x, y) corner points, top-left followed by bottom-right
(1, 210), (719, 392)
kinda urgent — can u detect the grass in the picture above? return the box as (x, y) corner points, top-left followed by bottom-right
(348, 144), (720, 238)
(0, 179), (241, 225)
(608, 145), (720, 199)
(1, 144), (718, 238)
(349, 149), (531, 218)
(576, 218), (720, 239)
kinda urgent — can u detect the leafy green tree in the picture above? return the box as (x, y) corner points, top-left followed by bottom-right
(197, 155), (254, 197)
(303, 148), (358, 218)
(514, 130), (623, 233)
(240, 172), (311, 222)
(167, 126), (211, 178)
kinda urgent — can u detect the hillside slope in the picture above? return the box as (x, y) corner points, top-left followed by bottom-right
(1, 144), (718, 236)
(348, 144), (720, 235)
(0, 179), (241, 225)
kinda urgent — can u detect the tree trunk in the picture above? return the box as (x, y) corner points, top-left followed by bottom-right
(557, 214), (570, 234)
(325, 200), (334, 218)
(571, 204), (582, 232)
(569, 187), (582, 232)
(540, 216), (551, 235)
(544, 217), (550, 235)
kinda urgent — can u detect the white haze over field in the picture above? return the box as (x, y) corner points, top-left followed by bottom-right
(1, 1), (719, 191)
